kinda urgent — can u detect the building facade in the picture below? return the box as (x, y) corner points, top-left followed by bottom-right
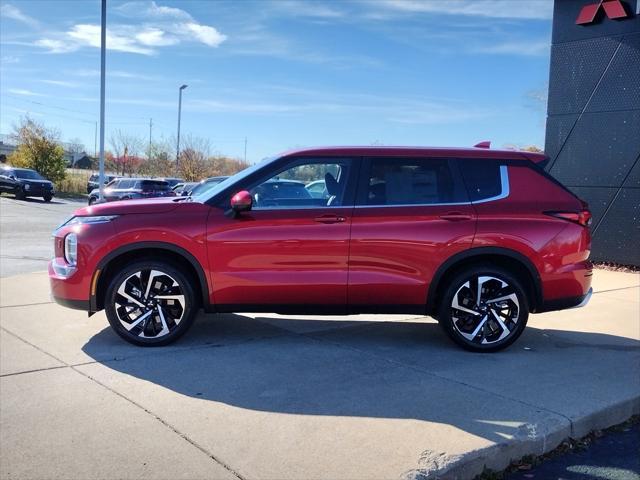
(546, 0), (640, 266)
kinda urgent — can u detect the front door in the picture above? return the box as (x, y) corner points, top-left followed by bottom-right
(206, 157), (357, 312)
(348, 156), (476, 311)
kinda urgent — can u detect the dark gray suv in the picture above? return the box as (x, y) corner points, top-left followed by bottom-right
(88, 178), (175, 204)
(0, 167), (54, 201)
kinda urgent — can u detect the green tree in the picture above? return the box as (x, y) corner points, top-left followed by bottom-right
(8, 117), (66, 182)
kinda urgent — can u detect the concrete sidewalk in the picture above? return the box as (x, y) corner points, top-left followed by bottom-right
(0, 270), (638, 479)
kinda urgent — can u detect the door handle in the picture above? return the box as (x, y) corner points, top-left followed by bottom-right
(314, 214), (346, 224)
(439, 212), (473, 222)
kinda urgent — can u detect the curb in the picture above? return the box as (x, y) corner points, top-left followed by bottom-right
(405, 395), (640, 480)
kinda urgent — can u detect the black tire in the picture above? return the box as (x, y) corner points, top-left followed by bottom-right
(43, 193), (53, 202)
(105, 260), (199, 346)
(437, 264), (529, 352)
(88, 196), (97, 205)
(15, 188), (25, 200)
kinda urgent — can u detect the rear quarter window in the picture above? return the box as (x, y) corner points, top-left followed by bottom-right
(458, 159), (503, 202)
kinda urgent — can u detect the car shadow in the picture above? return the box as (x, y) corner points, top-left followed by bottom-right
(1, 195), (67, 205)
(82, 313), (640, 446)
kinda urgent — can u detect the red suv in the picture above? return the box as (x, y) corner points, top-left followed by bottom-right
(50, 146), (592, 352)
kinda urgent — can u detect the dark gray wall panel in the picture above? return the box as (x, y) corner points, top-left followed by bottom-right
(547, 37), (620, 115)
(544, 114), (579, 165)
(569, 186), (617, 225)
(553, 0), (640, 44)
(549, 110), (640, 187)
(590, 188), (640, 265)
(586, 33), (640, 112)
(622, 156), (640, 187)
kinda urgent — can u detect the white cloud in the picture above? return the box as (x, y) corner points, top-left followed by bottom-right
(0, 4), (39, 27)
(115, 1), (193, 21)
(473, 40), (550, 56)
(135, 28), (179, 47)
(40, 79), (80, 88)
(8, 88), (45, 97)
(35, 2), (226, 55)
(182, 23), (227, 47)
(367, 0), (553, 20)
(273, 0), (345, 18)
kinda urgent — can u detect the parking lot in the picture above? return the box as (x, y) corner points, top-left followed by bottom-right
(0, 195), (639, 479)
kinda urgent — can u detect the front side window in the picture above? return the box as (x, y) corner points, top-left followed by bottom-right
(15, 169), (44, 180)
(364, 158), (467, 206)
(250, 160), (351, 209)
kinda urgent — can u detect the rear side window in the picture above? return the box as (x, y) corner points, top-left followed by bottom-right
(141, 180), (170, 191)
(119, 179), (134, 189)
(458, 159), (504, 202)
(364, 158), (468, 206)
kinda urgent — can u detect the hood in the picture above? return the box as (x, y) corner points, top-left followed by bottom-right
(21, 179), (53, 186)
(75, 197), (182, 216)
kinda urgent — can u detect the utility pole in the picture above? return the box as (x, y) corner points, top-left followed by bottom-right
(148, 118), (153, 159)
(244, 137), (247, 163)
(176, 84), (188, 168)
(98, 0), (106, 202)
(94, 121), (97, 158)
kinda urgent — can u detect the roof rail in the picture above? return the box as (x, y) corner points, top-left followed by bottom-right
(474, 141), (491, 149)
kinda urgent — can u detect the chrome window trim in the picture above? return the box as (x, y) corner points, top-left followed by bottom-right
(248, 164), (510, 211)
(354, 165), (509, 208)
(471, 165), (509, 204)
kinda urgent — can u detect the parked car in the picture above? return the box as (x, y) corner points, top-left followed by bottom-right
(87, 178), (175, 205)
(188, 176), (229, 197)
(87, 174), (118, 194)
(172, 182), (199, 196)
(50, 145), (593, 352)
(0, 167), (55, 202)
(305, 179), (328, 199)
(156, 177), (184, 188)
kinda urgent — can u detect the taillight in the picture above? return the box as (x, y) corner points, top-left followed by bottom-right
(545, 209), (592, 227)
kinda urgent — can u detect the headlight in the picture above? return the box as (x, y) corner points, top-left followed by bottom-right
(23, 183), (30, 191)
(61, 215), (118, 227)
(64, 233), (77, 265)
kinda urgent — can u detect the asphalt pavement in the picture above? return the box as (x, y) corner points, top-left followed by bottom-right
(0, 195), (84, 277)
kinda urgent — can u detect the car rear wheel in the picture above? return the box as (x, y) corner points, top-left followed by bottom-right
(105, 260), (198, 346)
(438, 265), (529, 352)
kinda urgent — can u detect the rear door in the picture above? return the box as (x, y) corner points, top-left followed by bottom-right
(348, 157), (476, 310)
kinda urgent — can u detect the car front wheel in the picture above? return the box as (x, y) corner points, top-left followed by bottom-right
(438, 265), (529, 352)
(43, 193), (52, 202)
(105, 260), (198, 346)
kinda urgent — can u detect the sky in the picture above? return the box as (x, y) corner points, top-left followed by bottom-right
(0, 0), (553, 163)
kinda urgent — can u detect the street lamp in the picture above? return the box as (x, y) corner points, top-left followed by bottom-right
(176, 84), (188, 167)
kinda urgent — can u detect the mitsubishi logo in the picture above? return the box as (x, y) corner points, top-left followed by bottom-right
(576, 0), (632, 24)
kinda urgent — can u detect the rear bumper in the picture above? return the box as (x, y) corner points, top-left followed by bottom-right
(538, 287), (593, 313)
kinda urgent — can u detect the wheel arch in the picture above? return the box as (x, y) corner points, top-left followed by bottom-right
(91, 242), (210, 312)
(426, 247), (543, 315)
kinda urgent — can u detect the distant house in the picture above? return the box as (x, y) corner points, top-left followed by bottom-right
(69, 154), (94, 169)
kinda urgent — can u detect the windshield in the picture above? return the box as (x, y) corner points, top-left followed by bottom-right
(191, 156), (276, 203)
(14, 169), (44, 180)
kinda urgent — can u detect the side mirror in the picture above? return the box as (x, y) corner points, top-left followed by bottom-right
(230, 190), (252, 214)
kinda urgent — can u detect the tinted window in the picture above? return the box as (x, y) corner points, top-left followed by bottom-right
(459, 159), (502, 202)
(250, 160), (351, 209)
(140, 180), (170, 191)
(119, 179), (134, 189)
(14, 169), (44, 180)
(365, 158), (467, 206)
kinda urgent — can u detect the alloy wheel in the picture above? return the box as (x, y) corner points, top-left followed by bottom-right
(450, 275), (520, 345)
(114, 269), (186, 338)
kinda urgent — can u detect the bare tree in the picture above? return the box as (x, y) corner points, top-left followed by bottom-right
(177, 135), (211, 181)
(109, 129), (143, 176)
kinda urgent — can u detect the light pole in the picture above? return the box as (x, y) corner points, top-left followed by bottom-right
(176, 84), (188, 168)
(98, 0), (107, 202)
